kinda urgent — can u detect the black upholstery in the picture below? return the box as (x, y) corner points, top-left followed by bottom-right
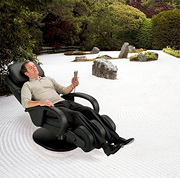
(5, 62), (115, 152)
(9, 62), (44, 84)
(5, 62), (44, 103)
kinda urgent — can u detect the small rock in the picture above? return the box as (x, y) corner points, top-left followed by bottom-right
(90, 47), (100, 54)
(118, 42), (129, 58)
(74, 56), (87, 62)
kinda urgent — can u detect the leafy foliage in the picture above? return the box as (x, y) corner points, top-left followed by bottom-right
(81, 2), (146, 50)
(41, 0), (84, 47)
(135, 18), (153, 49)
(0, 1), (42, 95)
(42, 14), (79, 47)
(152, 10), (180, 49)
(128, 0), (172, 17)
(145, 2), (172, 18)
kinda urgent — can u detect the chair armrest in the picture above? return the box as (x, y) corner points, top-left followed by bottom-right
(25, 106), (68, 137)
(62, 92), (100, 113)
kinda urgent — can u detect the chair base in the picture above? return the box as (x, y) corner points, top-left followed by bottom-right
(33, 128), (77, 152)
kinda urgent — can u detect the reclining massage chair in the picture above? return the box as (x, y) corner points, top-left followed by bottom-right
(5, 62), (116, 152)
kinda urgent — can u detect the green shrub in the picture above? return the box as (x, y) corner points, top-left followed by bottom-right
(0, 3), (42, 95)
(152, 10), (180, 49)
(82, 2), (146, 50)
(163, 48), (180, 58)
(135, 18), (153, 49)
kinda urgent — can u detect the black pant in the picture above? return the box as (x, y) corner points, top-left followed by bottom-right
(48, 100), (120, 148)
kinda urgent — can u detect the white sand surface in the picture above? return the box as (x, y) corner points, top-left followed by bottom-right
(1, 50), (180, 178)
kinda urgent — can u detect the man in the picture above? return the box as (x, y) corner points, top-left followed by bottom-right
(21, 60), (134, 156)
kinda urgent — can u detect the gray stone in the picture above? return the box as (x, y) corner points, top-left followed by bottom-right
(74, 56), (87, 62)
(118, 42), (129, 58)
(128, 45), (136, 52)
(92, 58), (118, 80)
(90, 47), (100, 54)
(138, 53), (147, 62)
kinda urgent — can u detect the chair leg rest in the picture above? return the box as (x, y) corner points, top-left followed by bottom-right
(101, 115), (116, 131)
(33, 128), (77, 152)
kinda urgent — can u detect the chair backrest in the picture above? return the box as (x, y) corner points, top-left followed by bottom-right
(5, 62), (44, 104)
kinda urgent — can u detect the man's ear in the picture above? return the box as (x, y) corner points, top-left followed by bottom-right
(24, 71), (28, 77)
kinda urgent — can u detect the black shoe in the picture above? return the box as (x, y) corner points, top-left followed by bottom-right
(115, 138), (135, 146)
(103, 143), (122, 156)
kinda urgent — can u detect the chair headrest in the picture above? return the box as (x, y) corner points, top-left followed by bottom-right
(8, 62), (44, 84)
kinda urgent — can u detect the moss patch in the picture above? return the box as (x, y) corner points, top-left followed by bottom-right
(163, 48), (180, 58)
(64, 51), (90, 55)
(130, 51), (158, 62)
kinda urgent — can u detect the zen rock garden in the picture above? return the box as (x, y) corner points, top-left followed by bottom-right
(73, 43), (159, 80)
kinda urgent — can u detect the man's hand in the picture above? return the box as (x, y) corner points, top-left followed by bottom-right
(64, 77), (80, 94)
(39, 100), (54, 107)
(27, 100), (54, 108)
(72, 77), (79, 87)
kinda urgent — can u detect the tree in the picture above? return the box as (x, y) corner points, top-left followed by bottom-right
(0, 0), (42, 95)
(135, 18), (153, 49)
(128, 0), (173, 17)
(82, 2), (146, 50)
(40, 0), (83, 47)
(152, 10), (180, 49)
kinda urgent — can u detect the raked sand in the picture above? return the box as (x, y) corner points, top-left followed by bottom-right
(1, 50), (180, 178)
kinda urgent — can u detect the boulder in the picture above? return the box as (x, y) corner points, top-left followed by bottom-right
(92, 58), (118, 80)
(118, 42), (129, 58)
(138, 53), (147, 62)
(74, 56), (87, 62)
(90, 47), (100, 54)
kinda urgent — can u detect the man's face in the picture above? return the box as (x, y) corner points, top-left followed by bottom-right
(24, 62), (39, 79)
